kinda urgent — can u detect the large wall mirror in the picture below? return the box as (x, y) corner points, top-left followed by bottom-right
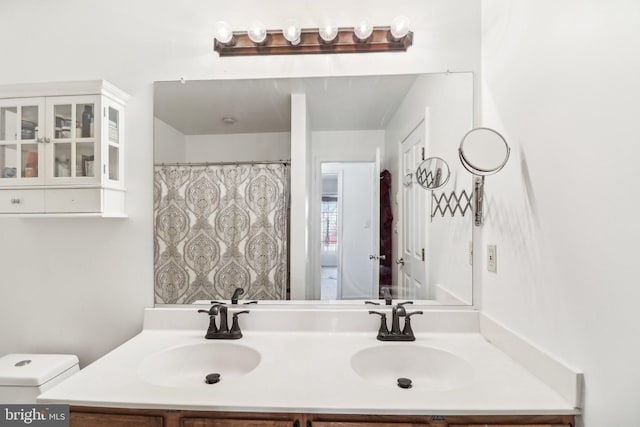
(153, 72), (474, 306)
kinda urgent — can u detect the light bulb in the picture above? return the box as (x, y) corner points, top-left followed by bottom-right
(390, 16), (410, 40)
(319, 23), (338, 43)
(248, 21), (267, 44)
(214, 21), (234, 45)
(282, 19), (301, 45)
(354, 19), (373, 42)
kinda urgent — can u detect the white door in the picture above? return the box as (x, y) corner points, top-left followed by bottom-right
(398, 121), (427, 299)
(322, 160), (379, 300)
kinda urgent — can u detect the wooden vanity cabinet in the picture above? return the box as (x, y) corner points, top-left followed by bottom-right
(305, 413), (574, 427)
(70, 408), (300, 427)
(181, 420), (295, 427)
(310, 423), (427, 427)
(69, 407), (575, 427)
(450, 425), (571, 427)
(182, 421), (294, 427)
(70, 412), (163, 427)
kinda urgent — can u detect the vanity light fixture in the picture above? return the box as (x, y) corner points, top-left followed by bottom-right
(247, 21), (268, 45)
(353, 19), (374, 42)
(389, 16), (411, 41)
(214, 21), (235, 46)
(213, 17), (413, 56)
(318, 23), (339, 44)
(282, 20), (302, 45)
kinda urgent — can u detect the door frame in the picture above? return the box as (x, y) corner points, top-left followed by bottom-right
(397, 116), (428, 300)
(311, 153), (381, 301)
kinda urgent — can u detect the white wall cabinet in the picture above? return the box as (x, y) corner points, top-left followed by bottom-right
(0, 81), (128, 216)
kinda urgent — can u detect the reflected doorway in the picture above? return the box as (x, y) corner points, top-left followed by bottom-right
(320, 162), (378, 300)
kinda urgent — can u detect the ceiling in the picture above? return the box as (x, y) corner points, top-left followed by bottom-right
(154, 74), (419, 135)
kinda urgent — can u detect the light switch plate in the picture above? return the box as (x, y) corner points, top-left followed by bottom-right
(487, 244), (497, 273)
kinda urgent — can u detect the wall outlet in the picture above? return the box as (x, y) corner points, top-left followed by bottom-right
(487, 244), (497, 273)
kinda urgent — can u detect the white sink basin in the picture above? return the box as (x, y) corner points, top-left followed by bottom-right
(137, 342), (261, 387)
(350, 344), (474, 391)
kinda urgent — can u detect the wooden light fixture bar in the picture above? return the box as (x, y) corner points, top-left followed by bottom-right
(214, 27), (413, 56)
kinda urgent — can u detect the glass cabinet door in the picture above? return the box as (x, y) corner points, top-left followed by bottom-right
(105, 101), (123, 184)
(0, 98), (45, 186)
(46, 96), (101, 184)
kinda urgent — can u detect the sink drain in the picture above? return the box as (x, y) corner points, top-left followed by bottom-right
(397, 377), (412, 389)
(205, 373), (221, 384)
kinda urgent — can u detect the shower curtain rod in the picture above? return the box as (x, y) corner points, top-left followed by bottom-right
(154, 160), (290, 167)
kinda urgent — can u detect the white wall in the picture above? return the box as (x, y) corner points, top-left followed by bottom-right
(0, 0), (480, 365)
(312, 130), (386, 162)
(384, 73), (474, 303)
(290, 94), (311, 300)
(481, 1), (640, 425)
(185, 132), (290, 163)
(154, 118), (186, 163)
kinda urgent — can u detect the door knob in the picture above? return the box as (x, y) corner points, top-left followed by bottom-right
(396, 258), (405, 266)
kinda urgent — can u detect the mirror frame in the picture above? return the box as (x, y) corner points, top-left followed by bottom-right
(458, 127), (510, 176)
(415, 156), (451, 191)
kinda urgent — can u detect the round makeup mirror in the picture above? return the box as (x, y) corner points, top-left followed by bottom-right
(415, 157), (450, 191)
(458, 128), (510, 175)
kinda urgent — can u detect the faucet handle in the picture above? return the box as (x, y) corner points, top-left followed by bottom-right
(397, 301), (414, 306)
(233, 310), (251, 315)
(230, 310), (250, 336)
(209, 300), (226, 305)
(198, 308), (220, 336)
(364, 300), (380, 305)
(368, 310), (390, 338)
(198, 304), (221, 316)
(243, 301), (258, 305)
(401, 311), (424, 338)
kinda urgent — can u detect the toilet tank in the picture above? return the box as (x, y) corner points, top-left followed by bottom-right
(0, 354), (79, 404)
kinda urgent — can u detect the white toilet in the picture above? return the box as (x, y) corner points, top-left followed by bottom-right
(0, 354), (79, 403)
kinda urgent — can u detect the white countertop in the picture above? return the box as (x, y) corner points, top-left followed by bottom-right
(37, 308), (580, 416)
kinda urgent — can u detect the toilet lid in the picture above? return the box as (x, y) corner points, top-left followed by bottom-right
(0, 354), (79, 386)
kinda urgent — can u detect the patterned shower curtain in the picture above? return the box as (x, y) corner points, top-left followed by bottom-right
(153, 163), (290, 303)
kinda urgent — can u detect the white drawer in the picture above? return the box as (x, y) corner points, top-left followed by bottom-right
(0, 190), (45, 213)
(45, 189), (102, 213)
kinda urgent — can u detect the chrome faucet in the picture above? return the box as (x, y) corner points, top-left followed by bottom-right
(369, 301), (423, 341)
(198, 303), (250, 340)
